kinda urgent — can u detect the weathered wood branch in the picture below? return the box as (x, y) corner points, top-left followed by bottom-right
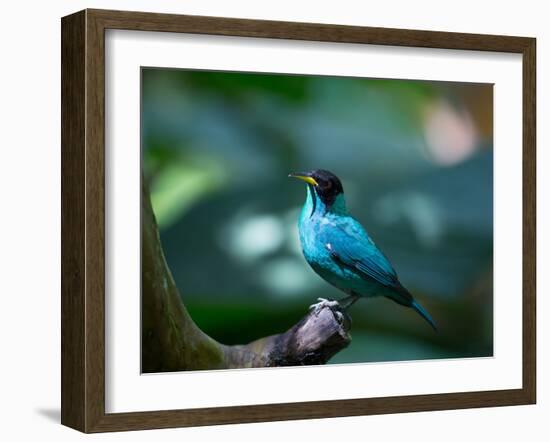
(141, 177), (352, 373)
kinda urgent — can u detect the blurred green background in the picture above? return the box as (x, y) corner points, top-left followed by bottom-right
(141, 68), (493, 366)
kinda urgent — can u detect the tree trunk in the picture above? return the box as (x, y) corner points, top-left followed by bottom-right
(141, 177), (352, 373)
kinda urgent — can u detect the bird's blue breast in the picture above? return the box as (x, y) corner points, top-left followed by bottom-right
(298, 192), (384, 297)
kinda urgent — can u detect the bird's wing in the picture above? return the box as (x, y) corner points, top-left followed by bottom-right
(322, 217), (400, 289)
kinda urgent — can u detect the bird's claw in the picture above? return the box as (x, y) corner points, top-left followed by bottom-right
(309, 297), (340, 312)
(309, 298), (347, 324)
(309, 298), (351, 326)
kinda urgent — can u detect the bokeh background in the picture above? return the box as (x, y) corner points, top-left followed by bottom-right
(141, 68), (493, 366)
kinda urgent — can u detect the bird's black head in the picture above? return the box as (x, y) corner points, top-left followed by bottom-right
(289, 169), (344, 208)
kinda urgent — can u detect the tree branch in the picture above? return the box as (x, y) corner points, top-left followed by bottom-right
(141, 177), (351, 373)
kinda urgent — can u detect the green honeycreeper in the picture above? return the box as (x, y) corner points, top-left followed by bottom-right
(289, 169), (437, 331)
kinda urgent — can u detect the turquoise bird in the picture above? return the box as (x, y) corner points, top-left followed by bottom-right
(289, 169), (437, 331)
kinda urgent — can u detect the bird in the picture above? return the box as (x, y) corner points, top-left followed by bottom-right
(289, 169), (437, 331)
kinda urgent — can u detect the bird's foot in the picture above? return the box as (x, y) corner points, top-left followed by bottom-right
(309, 297), (339, 311)
(309, 298), (346, 324)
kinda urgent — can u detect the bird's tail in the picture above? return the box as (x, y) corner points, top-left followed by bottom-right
(411, 300), (437, 332)
(387, 284), (437, 331)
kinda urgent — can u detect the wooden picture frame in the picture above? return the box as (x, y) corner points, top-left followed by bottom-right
(61, 8), (536, 433)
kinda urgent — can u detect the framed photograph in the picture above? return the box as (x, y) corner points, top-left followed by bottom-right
(61, 9), (536, 432)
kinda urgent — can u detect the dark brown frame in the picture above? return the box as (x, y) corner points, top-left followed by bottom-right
(61, 8), (536, 433)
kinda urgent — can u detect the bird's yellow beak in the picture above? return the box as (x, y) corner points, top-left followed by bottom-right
(288, 173), (318, 186)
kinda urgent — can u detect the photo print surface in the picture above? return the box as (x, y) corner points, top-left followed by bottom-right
(141, 68), (493, 373)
